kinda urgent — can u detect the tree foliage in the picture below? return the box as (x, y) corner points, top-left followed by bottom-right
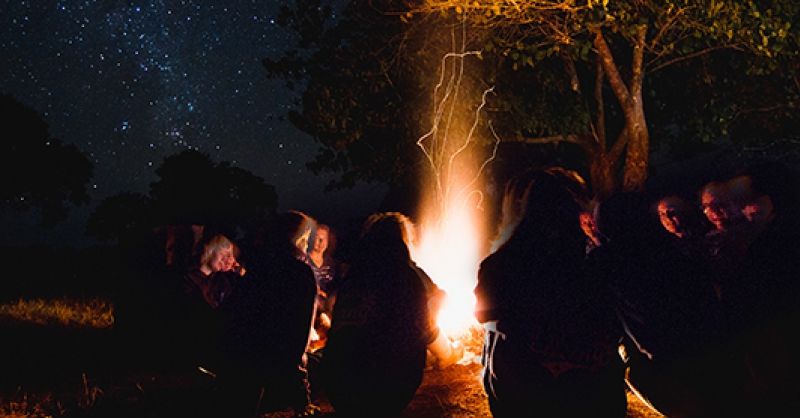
(413, 0), (800, 193)
(266, 1), (798, 196)
(86, 192), (152, 242)
(88, 150), (278, 242)
(149, 150), (279, 227)
(265, 0), (440, 190)
(0, 94), (93, 226)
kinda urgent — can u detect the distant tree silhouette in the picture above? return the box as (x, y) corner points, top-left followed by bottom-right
(149, 149), (278, 230)
(86, 192), (152, 242)
(149, 150), (218, 226)
(0, 94), (92, 225)
(88, 150), (278, 244)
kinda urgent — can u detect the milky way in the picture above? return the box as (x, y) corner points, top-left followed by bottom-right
(1, 0), (328, 204)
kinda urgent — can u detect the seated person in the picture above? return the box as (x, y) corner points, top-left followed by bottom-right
(321, 212), (440, 417)
(184, 233), (243, 309)
(218, 211), (319, 417)
(305, 223), (338, 351)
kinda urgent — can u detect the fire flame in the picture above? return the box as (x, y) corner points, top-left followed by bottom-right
(410, 22), (498, 347)
(412, 198), (484, 338)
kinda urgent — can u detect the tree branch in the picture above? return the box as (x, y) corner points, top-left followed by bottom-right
(593, 28), (631, 107)
(631, 25), (647, 97)
(648, 7), (685, 51)
(647, 45), (734, 74)
(609, 127), (629, 166)
(594, 54), (606, 148)
(508, 133), (588, 146)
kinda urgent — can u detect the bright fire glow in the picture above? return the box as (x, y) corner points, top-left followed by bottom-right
(411, 32), (497, 338)
(412, 198), (484, 337)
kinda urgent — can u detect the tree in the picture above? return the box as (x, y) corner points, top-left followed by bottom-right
(0, 94), (93, 225)
(86, 192), (152, 242)
(148, 149), (278, 229)
(88, 150), (279, 243)
(412, 0), (799, 194)
(265, 0), (441, 191)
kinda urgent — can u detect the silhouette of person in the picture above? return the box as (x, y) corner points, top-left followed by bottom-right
(321, 212), (438, 417)
(591, 192), (724, 418)
(217, 211), (319, 417)
(721, 162), (800, 415)
(476, 168), (626, 418)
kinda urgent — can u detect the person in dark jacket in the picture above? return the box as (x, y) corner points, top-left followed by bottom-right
(476, 168), (626, 418)
(216, 211), (319, 417)
(721, 162), (800, 415)
(591, 192), (726, 418)
(321, 212), (438, 417)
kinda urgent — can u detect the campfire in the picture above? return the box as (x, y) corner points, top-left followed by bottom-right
(409, 40), (499, 365)
(412, 178), (490, 365)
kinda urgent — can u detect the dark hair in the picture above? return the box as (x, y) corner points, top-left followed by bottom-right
(597, 192), (665, 243)
(359, 212), (414, 259)
(250, 210), (315, 259)
(740, 161), (799, 216)
(494, 168), (584, 254)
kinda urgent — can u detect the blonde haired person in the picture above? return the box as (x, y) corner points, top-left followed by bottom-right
(186, 233), (243, 309)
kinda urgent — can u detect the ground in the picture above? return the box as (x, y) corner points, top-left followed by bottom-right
(0, 305), (664, 417)
(0, 352), (663, 417)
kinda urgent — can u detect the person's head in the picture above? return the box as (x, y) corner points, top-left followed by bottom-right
(252, 210), (317, 258)
(359, 212), (415, 261)
(199, 234), (236, 275)
(494, 167), (584, 252)
(596, 192), (662, 244)
(580, 209), (603, 246)
(700, 181), (741, 231)
(545, 166), (590, 205)
(735, 161), (798, 225)
(656, 195), (688, 238)
(308, 224), (331, 255)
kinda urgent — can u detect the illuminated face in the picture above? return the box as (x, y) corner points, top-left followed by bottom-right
(701, 191), (730, 231)
(657, 200), (683, 237)
(210, 247), (235, 273)
(312, 229), (329, 254)
(742, 195), (774, 224)
(579, 211), (600, 245)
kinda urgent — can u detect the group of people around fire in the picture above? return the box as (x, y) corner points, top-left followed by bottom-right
(149, 209), (460, 417)
(127, 160), (798, 417)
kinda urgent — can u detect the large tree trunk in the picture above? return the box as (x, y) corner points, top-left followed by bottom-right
(593, 25), (650, 193)
(622, 25), (649, 192)
(589, 151), (615, 199)
(622, 95), (649, 191)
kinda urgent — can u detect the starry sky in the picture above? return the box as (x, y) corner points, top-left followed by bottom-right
(1, 0), (384, 244)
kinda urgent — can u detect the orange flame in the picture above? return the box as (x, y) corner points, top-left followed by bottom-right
(412, 198), (485, 338)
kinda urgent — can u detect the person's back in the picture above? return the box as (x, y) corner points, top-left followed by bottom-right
(225, 252), (316, 371)
(321, 212), (434, 417)
(721, 162), (800, 415)
(217, 212), (318, 416)
(476, 168), (626, 418)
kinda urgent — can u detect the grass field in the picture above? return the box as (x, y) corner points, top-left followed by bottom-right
(0, 298), (113, 329)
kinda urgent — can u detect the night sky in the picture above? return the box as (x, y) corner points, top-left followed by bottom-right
(1, 1), (384, 245)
